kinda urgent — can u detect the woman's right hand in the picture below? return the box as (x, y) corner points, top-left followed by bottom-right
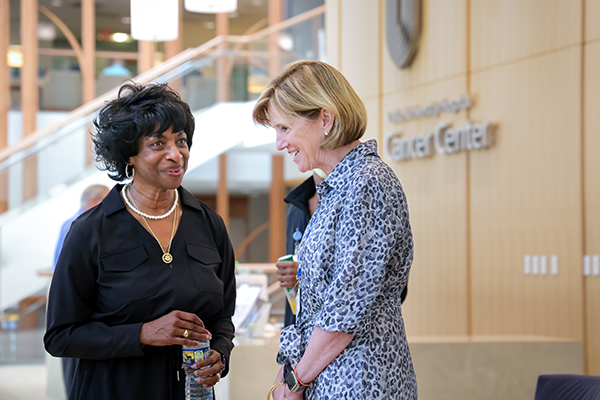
(139, 310), (211, 347)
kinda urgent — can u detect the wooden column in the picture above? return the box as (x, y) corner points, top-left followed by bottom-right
(216, 12), (229, 102)
(81, 0), (95, 103)
(165, 0), (183, 60)
(0, 0), (9, 212)
(217, 154), (229, 228)
(165, 0), (183, 93)
(268, 0), (283, 77)
(81, 0), (95, 166)
(269, 154), (285, 262)
(215, 12), (230, 228)
(137, 41), (155, 74)
(268, 0), (285, 261)
(21, 0), (38, 201)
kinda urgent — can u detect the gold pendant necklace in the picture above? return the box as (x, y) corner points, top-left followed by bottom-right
(124, 189), (178, 264)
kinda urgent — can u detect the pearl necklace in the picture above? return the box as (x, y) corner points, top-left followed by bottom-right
(122, 183), (178, 220)
(125, 188), (178, 265)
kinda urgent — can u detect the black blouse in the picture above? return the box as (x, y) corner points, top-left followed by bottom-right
(44, 184), (236, 400)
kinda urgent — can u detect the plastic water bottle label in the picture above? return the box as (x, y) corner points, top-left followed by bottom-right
(182, 343), (210, 366)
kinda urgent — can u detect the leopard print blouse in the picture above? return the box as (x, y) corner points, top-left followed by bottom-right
(277, 139), (418, 399)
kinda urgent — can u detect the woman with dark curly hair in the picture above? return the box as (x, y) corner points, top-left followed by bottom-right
(44, 83), (236, 400)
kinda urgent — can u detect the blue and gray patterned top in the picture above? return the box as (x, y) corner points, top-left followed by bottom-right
(277, 139), (418, 399)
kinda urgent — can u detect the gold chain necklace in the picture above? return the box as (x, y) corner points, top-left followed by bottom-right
(125, 190), (178, 264)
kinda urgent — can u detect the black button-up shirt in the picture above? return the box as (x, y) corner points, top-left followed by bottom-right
(45, 184), (236, 400)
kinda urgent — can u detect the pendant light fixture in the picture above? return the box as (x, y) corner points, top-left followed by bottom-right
(184, 0), (238, 14)
(131, 0), (179, 41)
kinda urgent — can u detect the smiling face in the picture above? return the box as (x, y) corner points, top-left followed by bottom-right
(269, 104), (332, 173)
(128, 126), (189, 191)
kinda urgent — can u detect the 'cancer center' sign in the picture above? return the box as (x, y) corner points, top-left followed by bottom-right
(385, 121), (492, 162)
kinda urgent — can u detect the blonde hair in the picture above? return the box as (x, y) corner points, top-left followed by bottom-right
(252, 60), (367, 150)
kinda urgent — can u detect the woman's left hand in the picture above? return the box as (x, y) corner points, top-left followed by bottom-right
(272, 366), (305, 400)
(274, 387), (305, 400)
(189, 349), (223, 388)
(282, 388), (305, 400)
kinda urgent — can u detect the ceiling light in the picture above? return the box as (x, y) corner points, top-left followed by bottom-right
(112, 32), (130, 43)
(7, 46), (24, 68)
(131, 0), (179, 42)
(278, 33), (294, 52)
(38, 22), (57, 41)
(185, 0), (237, 14)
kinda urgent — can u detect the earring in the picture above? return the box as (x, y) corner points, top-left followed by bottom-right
(125, 165), (135, 180)
(324, 131), (329, 136)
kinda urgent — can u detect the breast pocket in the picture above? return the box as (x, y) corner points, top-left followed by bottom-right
(186, 242), (224, 296)
(100, 245), (157, 303)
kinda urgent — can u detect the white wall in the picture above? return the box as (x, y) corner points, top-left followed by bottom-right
(0, 171), (115, 311)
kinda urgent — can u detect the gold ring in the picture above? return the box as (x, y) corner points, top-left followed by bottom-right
(183, 329), (189, 338)
(217, 372), (221, 381)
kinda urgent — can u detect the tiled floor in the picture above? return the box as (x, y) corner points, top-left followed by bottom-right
(0, 328), (50, 400)
(0, 364), (50, 400)
(0, 328), (47, 365)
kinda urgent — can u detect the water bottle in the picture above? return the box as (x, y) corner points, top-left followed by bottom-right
(278, 254), (298, 315)
(182, 340), (214, 400)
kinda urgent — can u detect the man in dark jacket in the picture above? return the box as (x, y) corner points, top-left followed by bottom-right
(276, 173), (322, 327)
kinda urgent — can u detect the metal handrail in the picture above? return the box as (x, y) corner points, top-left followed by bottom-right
(0, 4), (325, 168)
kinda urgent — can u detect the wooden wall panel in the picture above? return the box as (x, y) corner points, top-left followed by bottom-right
(362, 97), (379, 143)
(382, 0), (468, 95)
(325, 0), (340, 68)
(585, 0), (600, 41)
(339, 0), (379, 99)
(583, 41), (600, 375)
(470, 0), (581, 71)
(469, 48), (583, 339)
(383, 77), (470, 336)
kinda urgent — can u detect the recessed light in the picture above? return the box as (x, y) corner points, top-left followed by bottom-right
(112, 33), (130, 43)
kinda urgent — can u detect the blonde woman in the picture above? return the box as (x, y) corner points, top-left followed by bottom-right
(253, 61), (417, 399)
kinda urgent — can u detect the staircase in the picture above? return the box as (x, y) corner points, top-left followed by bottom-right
(0, 6), (325, 317)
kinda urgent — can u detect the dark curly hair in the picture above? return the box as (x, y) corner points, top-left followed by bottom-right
(92, 82), (195, 181)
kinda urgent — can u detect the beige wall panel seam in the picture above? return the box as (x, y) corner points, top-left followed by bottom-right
(471, 43), (581, 77)
(378, 0), (384, 149)
(383, 72), (469, 98)
(465, 0), (473, 337)
(579, 0), (589, 375)
(584, 37), (600, 46)
(338, 0), (342, 71)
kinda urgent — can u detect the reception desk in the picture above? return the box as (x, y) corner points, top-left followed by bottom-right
(409, 335), (583, 400)
(223, 335), (583, 400)
(47, 333), (582, 400)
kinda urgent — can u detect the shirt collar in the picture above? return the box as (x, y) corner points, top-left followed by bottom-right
(318, 139), (379, 196)
(284, 176), (316, 215)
